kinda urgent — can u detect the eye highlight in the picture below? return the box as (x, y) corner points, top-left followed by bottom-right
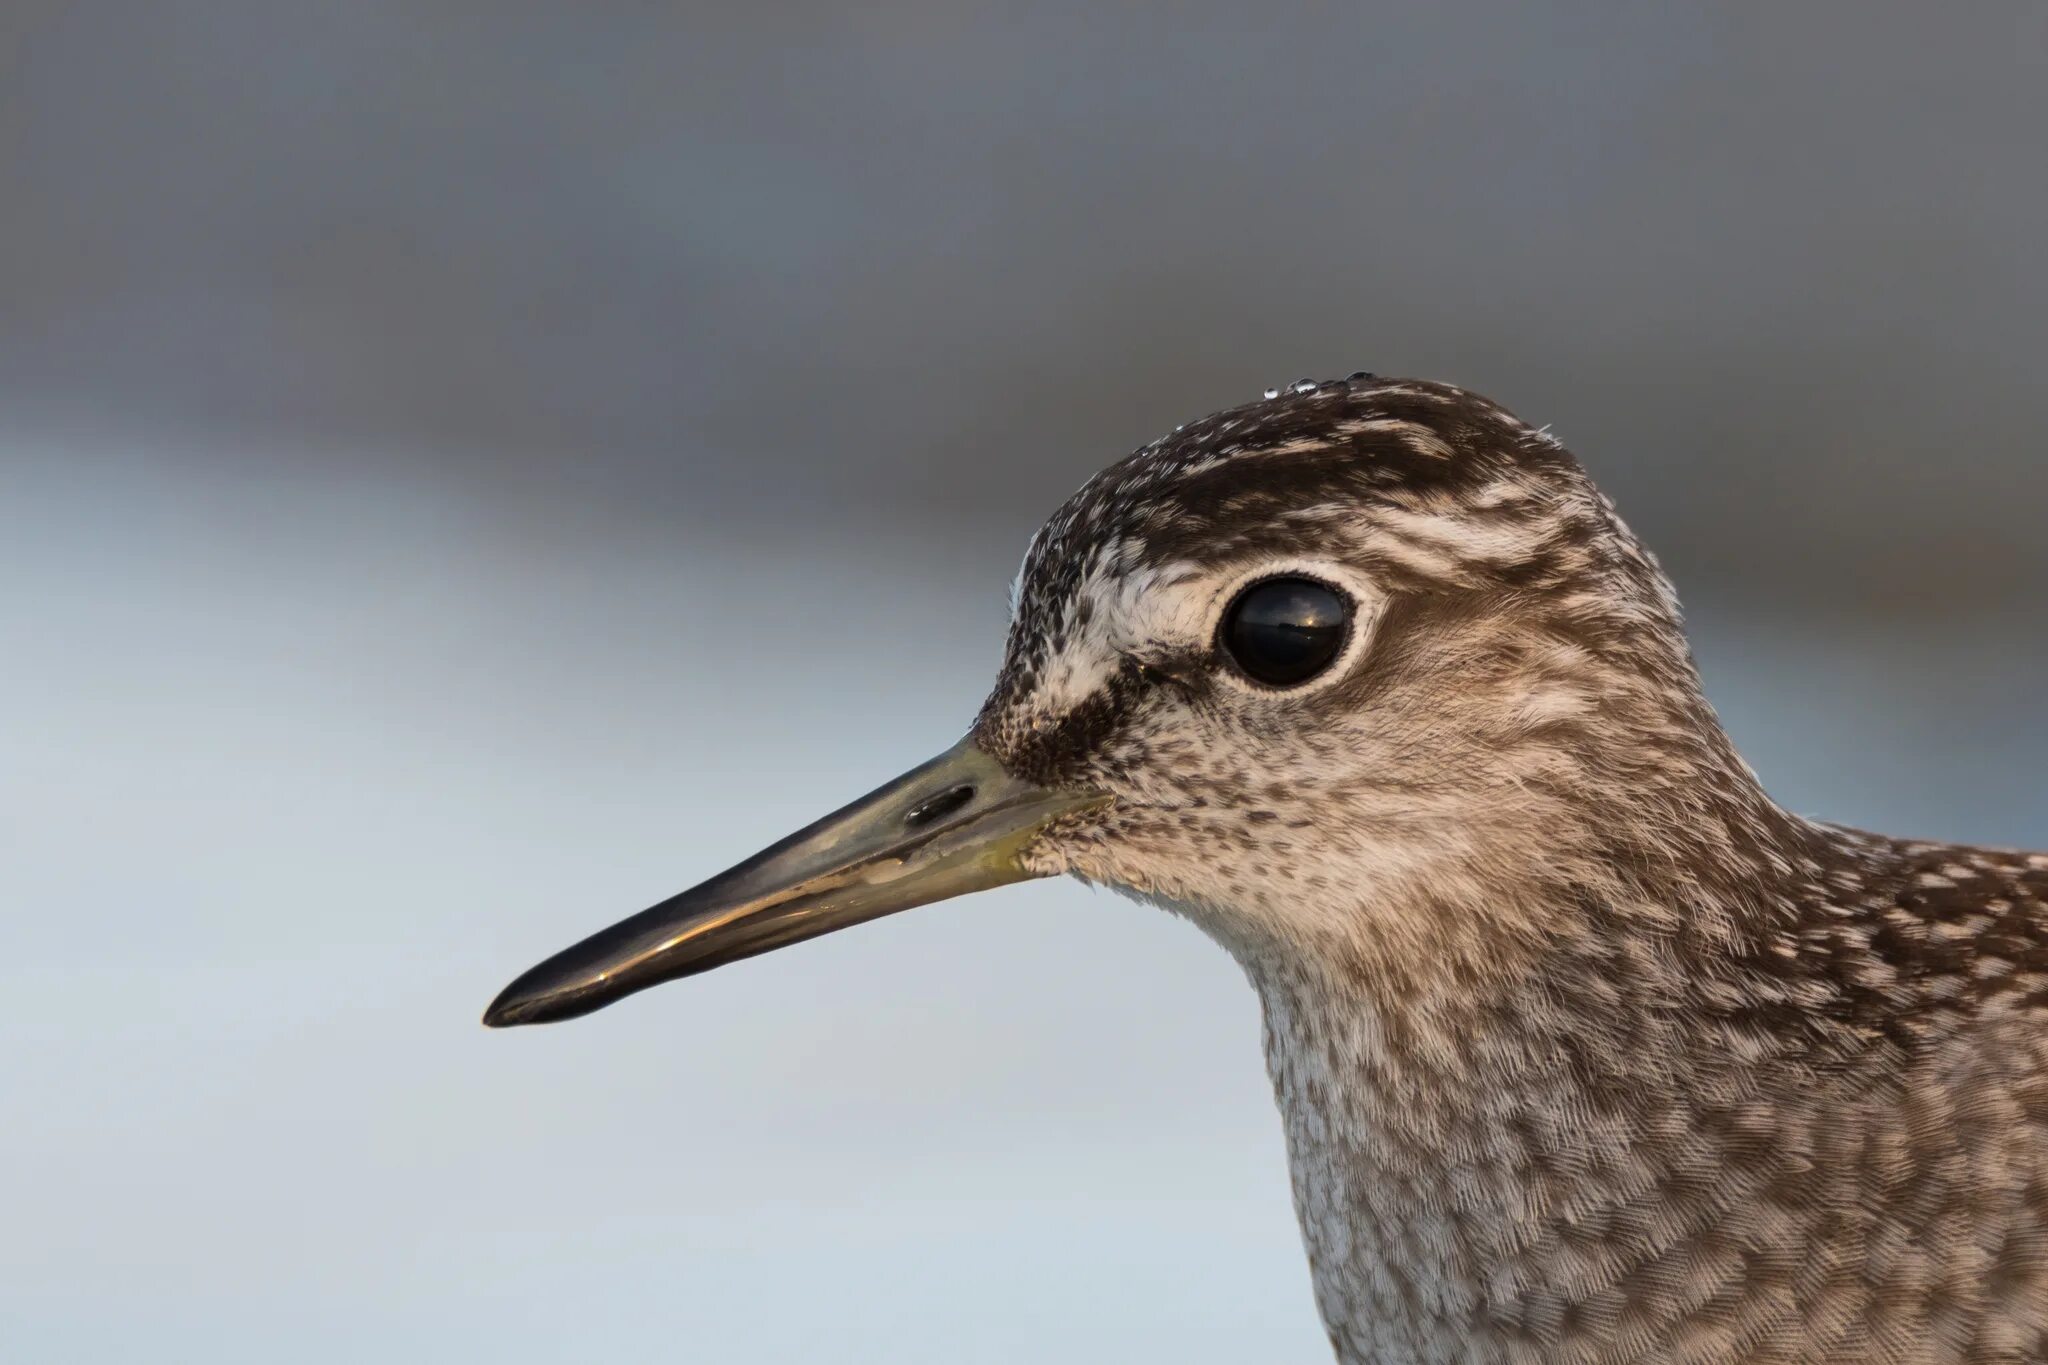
(1219, 576), (1351, 687)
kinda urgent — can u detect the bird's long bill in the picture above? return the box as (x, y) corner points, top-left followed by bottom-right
(483, 738), (1101, 1028)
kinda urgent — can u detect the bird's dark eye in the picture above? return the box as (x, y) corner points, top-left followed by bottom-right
(1220, 577), (1351, 687)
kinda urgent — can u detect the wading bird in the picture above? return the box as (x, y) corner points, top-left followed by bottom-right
(488, 376), (2048, 1364)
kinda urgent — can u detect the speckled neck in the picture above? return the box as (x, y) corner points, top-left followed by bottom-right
(1248, 881), (1820, 1364)
(1242, 812), (2048, 1364)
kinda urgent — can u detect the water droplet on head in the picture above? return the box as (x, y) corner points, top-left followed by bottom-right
(1262, 387), (1281, 400)
(1290, 379), (1318, 394)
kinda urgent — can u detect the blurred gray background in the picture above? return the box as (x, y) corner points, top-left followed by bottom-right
(3, 4), (2044, 1361)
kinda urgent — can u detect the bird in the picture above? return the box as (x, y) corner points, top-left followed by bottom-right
(487, 374), (2048, 1364)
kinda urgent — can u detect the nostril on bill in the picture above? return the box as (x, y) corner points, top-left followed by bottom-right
(904, 784), (976, 828)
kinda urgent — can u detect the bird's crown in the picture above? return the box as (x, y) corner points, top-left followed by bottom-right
(977, 375), (1680, 773)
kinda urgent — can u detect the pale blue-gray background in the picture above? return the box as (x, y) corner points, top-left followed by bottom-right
(4, 4), (2045, 1361)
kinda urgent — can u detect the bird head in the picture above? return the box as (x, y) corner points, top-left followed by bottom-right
(486, 376), (1738, 1026)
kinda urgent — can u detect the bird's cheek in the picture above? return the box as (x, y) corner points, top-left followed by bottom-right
(1018, 836), (1081, 880)
(1015, 802), (1124, 880)
(1052, 818), (1201, 902)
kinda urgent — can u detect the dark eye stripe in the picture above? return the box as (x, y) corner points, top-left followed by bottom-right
(1220, 577), (1350, 687)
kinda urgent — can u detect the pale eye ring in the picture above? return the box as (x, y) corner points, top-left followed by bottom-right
(1218, 576), (1351, 687)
